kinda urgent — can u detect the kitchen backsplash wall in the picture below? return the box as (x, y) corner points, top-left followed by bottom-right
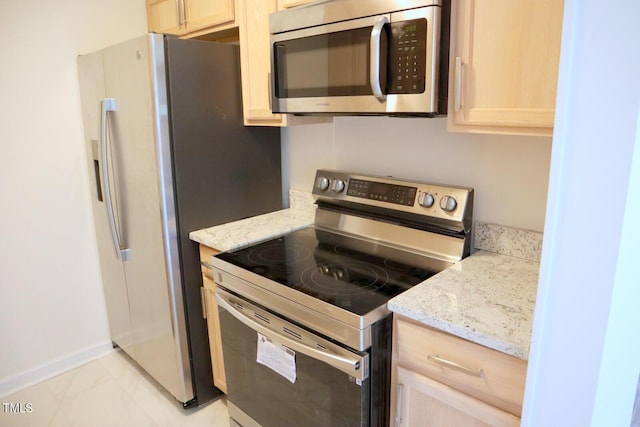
(283, 116), (552, 232)
(474, 222), (544, 262)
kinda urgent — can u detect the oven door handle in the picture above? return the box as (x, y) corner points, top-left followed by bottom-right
(216, 292), (368, 381)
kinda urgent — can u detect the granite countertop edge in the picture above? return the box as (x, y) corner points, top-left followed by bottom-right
(189, 189), (317, 252)
(189, 207), (315, 252)
(388, 250), (540, 361)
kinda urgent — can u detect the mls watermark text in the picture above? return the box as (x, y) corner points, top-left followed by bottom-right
(2, 402), (33, 414)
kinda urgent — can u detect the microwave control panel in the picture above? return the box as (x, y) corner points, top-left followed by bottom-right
(388, 19), (427, 94)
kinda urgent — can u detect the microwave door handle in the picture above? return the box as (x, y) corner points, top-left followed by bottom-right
(215, 292), (367, 381)
(100, 98), (130, 262)
(370, 16), (389, 102)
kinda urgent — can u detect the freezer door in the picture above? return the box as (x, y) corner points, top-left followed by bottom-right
(100, 34), (194, 403)
(77, 50), (135, 358)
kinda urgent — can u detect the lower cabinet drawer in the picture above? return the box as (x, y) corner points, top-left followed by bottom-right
(394, 316), (527, 417)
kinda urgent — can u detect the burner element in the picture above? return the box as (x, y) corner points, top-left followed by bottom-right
(247, 242), (311, 265)
(334, 246), (368, 258)
(300, 261), (391, 296)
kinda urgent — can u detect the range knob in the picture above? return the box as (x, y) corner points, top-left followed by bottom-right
(440, 195), (458, 212)
(316, 176), (330, 191)
(331, 179), (346, 193)
(418, 192), (435, 208)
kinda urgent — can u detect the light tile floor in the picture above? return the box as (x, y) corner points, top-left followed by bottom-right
(0, 350), (230, 427)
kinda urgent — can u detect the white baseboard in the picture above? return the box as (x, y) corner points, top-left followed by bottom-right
(0, 340), (115, 398)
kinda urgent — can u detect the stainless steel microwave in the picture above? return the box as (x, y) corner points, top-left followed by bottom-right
(269, 0), (450, 116)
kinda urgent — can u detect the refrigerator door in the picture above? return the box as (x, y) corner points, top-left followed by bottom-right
(79, 33), (282, 408)
(99, 35), (193, 403)
(163, 37), (282, 405)
(78, 51), (136, 357)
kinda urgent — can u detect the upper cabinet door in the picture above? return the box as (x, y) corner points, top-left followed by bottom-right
(147, 0), (236, 37)
(448, 0), (565, 136)
(238, 0), (332, 126)
(185, 0), (235, 33)
(147, 0), (184, 35)
(238, 0), (286, 126)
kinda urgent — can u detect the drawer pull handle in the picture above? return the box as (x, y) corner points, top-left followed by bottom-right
(427, 354), (484, 378)
(200, 261), (214, 270)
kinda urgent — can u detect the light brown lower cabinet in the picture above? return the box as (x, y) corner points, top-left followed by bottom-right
(276, 0), (316, 10)
(394, 367), (520, 426)
(390, 316), (527, 426)
(199, 245), (226, 393)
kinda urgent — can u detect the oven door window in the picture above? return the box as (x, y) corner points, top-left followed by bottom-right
(218, 296), (370, 427)
(273, 26), (388, 99)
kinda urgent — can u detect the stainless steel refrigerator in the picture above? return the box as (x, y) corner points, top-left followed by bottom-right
(77, 34), (282, 407)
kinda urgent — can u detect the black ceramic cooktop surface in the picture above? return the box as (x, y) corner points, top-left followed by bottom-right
(216, 227), (440, 316)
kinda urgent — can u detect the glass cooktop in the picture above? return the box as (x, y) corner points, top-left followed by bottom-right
(215, 227), (445, 316)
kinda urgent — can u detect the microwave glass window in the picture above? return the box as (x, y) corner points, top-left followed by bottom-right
(274, 26), (388, 98)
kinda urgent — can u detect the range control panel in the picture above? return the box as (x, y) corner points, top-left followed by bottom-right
(347, 178), (417, 206)
(312, 169), (474, 227)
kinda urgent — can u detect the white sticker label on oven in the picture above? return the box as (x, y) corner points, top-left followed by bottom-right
(256, 333), (297, 383)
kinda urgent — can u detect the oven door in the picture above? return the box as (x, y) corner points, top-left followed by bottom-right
(216, 288), (370, 427)
(270, 7), (440, 115)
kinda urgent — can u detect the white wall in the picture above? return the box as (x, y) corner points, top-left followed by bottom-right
(0, 1), (147, 396)
(522, 0), (640, 424)
(284, 117), (552, 232)
(282, 120), (336, 197)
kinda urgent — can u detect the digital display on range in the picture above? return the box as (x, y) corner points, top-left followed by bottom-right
(347, 179), (417, 206)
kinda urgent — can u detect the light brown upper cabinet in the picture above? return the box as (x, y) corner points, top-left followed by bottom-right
(448, 0), (565, 136)
(237, 0), (285, 126)
(147, 0), (236, 37)
(238, 0), (329, 126)
(147, 0), (328, 126)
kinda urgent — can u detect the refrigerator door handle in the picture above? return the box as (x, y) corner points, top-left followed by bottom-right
(100, 98), (131, 262)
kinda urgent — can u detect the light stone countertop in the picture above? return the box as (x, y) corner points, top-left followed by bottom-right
(388, 250), (539, 360)
(189, 189), (316, 251)
(190, 192), (541, 361)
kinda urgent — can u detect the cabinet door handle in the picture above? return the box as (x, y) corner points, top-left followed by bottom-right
(201, 261), (214, 270)
(200, 287), (208, 320)
(176, 0), (186, 25)
(428, 354), (484, 378)
(268, 72), (273, 111)
(395, 383), (404, 427)
(454, 56), (463, 112)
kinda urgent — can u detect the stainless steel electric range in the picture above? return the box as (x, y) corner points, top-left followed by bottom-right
(209, 169), (474, 427)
